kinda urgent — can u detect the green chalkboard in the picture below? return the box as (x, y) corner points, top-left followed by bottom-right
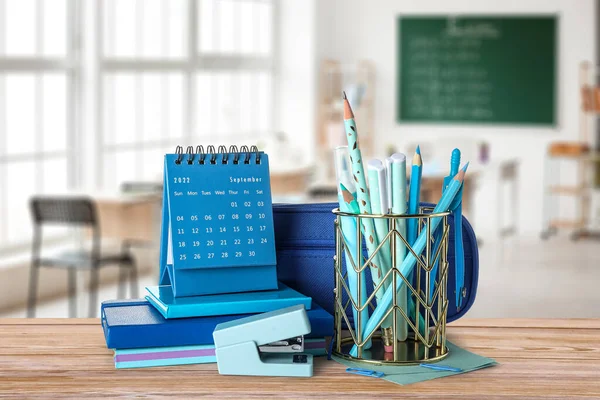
(397, 16), (557, 125)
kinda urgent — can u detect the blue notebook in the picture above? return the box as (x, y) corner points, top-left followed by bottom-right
(113, 339), (328, 369)
(145, 283), (311, 319)
(101, 299), (332, 350)
(160, 146), (278, 297)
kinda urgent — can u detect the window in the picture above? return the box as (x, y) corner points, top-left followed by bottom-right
(0, 0), (78, 251)
(99, 0), (275, 190)
(0, 0), (276, 252)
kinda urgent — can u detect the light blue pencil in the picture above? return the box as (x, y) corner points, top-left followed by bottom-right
(350, 163), (469, 357)
(335, 146), (370, 348)
(339, 183), (372, 350)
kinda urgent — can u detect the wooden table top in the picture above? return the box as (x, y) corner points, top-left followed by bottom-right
(1, 318), (599, 399)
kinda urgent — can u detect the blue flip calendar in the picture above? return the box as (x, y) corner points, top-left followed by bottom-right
(159, 145), (278, 298)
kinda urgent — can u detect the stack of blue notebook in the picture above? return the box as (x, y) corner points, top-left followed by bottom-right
(101, 298), (332, 369)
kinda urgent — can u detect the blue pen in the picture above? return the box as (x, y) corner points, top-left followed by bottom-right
(346, 367), (385, 378)
(419, 363), (463, 373)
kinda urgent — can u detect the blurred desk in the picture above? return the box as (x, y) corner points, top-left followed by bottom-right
(419, 173), (477, 215)
(93, 193), (161, 244)
(420, 160), (519, 239)
(409, 165), (481, 217)
(55, 191), (162, 244)
(270, 167), (312, 196)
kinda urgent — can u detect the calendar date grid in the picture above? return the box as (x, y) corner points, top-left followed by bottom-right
(173, 198), (271, 263)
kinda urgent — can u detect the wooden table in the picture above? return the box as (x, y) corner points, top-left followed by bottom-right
(1, 319), (598, 398)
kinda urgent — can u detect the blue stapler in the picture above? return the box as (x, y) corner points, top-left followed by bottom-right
(213, 304), (313, 377)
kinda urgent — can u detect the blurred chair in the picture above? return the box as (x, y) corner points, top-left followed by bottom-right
(27, 197), (138, 318)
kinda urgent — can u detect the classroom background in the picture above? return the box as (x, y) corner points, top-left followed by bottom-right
(0, 0), (598, 319)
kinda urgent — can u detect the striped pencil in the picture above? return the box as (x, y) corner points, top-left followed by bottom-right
(343, 92), (394, 349)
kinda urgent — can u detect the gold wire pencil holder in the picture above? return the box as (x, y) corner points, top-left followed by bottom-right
(332, 206), (451, 365)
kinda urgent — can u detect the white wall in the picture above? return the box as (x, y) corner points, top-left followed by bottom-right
(315, 0), (596, 236)
(274, 0), (317, 168)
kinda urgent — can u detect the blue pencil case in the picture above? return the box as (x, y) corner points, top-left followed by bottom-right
(273, 202), (479, 323)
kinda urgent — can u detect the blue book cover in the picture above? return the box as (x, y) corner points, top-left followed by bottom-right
(145, 282), (311, 319)
(102, 299), (332, 350)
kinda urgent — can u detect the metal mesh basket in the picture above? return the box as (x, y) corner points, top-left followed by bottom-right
(332, 206), (451, 364)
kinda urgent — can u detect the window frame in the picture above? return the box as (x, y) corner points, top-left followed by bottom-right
(0, 0), (81, 254)
(95, 0), (277, 188)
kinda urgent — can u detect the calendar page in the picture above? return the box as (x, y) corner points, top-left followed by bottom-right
(163, 151), (276, 270)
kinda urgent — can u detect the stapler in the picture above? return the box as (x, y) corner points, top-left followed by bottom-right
(213, 304), (313, 377)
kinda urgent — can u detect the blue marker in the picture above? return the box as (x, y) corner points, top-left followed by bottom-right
(419, 363), (463, 373)
(346, 367), (385, 378)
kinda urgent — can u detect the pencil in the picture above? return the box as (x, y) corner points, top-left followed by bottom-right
(407, 146), (422, 246)
(343, 92), (393, 349)
(334, 145), (372, 350)
(406, 146), (422, 323)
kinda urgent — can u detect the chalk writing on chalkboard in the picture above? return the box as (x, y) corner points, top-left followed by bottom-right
(398, 16), (556, 124)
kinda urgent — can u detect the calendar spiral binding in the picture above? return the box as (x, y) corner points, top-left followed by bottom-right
(174, 144), (262, 165)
